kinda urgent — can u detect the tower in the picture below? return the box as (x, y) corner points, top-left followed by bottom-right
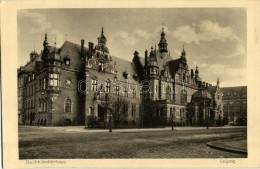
(144, 46), (159, 100)
(158, 26), (168, 53)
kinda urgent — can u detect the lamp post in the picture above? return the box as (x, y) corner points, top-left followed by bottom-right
(218, 111), (221, 126)
(171, 113), (174, 131)
(105, 93), (112, 132)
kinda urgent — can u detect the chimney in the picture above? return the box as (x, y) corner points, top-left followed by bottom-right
(81, 39), (85, 58)
(206, 83), (209, 88)
(134, 51), (139, 57)
(191, 69), (194, 78)
(145, 49), (148, 67)
(88, 42), (94, 58)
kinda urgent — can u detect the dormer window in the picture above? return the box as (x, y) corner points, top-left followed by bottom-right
(64, 57), (71, 66)
(123, 72), (128, 78)
(65, 60), (70, 66)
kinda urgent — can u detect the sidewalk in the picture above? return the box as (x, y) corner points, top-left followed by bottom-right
(19, 125), (247, 133)
(68, 126), (246, 133)
(207, 137), (247, 154)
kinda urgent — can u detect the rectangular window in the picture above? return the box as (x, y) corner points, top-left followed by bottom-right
(133, 89), (136, 98)
(116, 86), (120, 96)
(105, 80), (110, 93)
(89, 107), (93, 114)
(43, 78), (46, 88)
(91, 79), (97, 91)
(124, 88), (128, 97)
(131, 104), (136, 116)
(49, 73), (58, 87)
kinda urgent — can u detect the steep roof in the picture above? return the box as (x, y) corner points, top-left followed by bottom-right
(109, 55), (141, 83)
(207, 86), (217, 94)
(220, 86), (247, 95)
(168, 58), (182, 75)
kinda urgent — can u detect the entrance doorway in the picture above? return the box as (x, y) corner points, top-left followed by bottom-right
(98, 105), (106, 128)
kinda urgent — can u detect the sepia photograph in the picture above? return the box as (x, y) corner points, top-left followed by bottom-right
(16, 8), (248, 159)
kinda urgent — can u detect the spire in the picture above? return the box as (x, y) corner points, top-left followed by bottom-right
(195, 66), (199, 74)
(33, 39), (35, 52)
(101, 26), (104, 35)
(158, 23), (168, 53)
(217, 77), (220, 86)
(43, 33), (49, 47)
(181, 44), (186, 59)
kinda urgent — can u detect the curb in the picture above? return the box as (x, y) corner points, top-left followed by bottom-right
(207, 142), (247, 155)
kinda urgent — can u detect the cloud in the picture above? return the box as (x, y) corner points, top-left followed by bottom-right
(171, 20), (241, 44)
(18, 10), (51, 34)
(193, 63), (246, 87)
(114, 31), (137, 46)
(134, 29), (153, 40)
(18, 9), (66, 47)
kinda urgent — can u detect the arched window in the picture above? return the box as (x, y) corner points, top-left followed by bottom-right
(89, 107), (93, 114)
(166, 86), (171, 100)
(65, 99), (72, 113)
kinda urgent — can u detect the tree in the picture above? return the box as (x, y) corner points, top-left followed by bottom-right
(236, 117), (247, 126)
(222, 116), (229, 126)
(113, 97), (128, 128)
(101, 93), (128, 129)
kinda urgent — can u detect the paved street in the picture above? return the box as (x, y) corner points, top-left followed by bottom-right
(19, 126), (247, 159)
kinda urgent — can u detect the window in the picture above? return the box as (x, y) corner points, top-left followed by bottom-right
(123, 103), (128, 115)
(116, 86), (120, 96)
(180, 90), (187, 105)
(166, 86), (171, 100)
(105, 80), (111, 93)
(133, 89), (136, 98)
(65, 99), (72, 113)
(89, 107), (93, 114)
(39, 99), (42, 111)
(91, 79), (97, 91)
(49, 73), (58, 87)
(131, 104), (136, 116)
(124, 88), (128, 97)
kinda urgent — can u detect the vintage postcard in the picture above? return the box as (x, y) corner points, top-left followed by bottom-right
(1, 0), (260, 168)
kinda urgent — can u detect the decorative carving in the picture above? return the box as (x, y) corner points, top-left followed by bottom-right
(65, 78), (73, 87)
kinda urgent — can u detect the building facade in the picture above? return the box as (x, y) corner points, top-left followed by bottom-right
(18, 27), (223, 127)
(221, 86), (247, 125)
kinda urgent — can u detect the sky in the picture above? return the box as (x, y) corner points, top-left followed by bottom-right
(17, 8), (247, 87)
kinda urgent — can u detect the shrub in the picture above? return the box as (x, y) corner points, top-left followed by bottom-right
(87, 115), (98, 127)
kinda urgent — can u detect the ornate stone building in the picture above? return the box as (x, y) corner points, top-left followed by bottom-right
(17, 26), (223, 127)
(221, 86), (247, 125)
